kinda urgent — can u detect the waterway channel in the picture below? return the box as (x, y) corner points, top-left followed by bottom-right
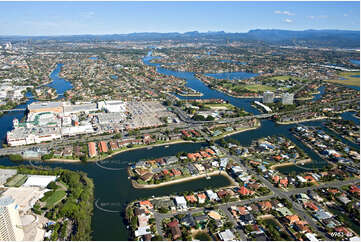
(0, 52), (358, 240)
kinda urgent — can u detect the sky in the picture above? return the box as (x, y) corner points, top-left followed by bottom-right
(0, 1), (359, 36)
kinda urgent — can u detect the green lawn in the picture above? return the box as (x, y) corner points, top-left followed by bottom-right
(242, 84), (277, 92)
(44, 190), (66, 208)
(5, 174), (27, 187)
(326, 71), (360, 87)
(204, 103), (236, 110)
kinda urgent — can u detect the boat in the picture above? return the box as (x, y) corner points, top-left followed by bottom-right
(206, 176), (211, 180)
(147, 147), (152, 150)
(165, 145), (169, 148)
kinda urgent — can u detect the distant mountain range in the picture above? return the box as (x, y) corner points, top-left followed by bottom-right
(0, 29), (359, 49)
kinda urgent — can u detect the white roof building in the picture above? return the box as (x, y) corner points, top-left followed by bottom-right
(218, 229), (235, 241)
(206, 190), (219, 201)
(98, 100), (127, 113)
(305, 233), (319, 242)
(22, 175), (57, 188)
(134, 226), (151, 237)
(220, 158), (229, 169)
(297, 175), (307, 183)
(174, 196), (187, 210)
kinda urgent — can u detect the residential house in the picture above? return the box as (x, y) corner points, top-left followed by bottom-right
(206, 190), (219, 201)
(197, 193), (207, 204)
(167, 220), (182, 240)
(180, 213), (196, 227)
(218, 229), (235, 241)
(174, 196), (187, 210)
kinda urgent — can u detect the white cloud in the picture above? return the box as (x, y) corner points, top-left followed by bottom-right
(344, 13), (349, 17)
(307, 16), (315, 19)
(283, 18), (293, 23)
(274, 10), (295, 16)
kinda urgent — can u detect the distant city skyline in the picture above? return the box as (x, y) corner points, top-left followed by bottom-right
(0, 1), (359, 36)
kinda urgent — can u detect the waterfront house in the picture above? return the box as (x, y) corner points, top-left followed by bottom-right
(164, 156), (178, 165)
(205, 148), (216, 156)
(140, 172), (153, 182)
(185, 195), (197, 204)
(197, 193), (207, 204)
(109, 141), (118, 150)
(194, 164), (205, 173)
(99, 141), (108, 153)
(206, 190), (219, 201)
(138, 213), (149, 228)
(200, 151), (211, 159)
(279, 177), (288, 188)
(139, 200), (153, 210)
(88, 142), (97, 157)
(187, 153), (196, 161)
(171, 168), (181, 176)
(63, 146), (73, 157)
(217, 190), (228, 199)
(134, 207), (145, 216)
(174, 196), (187, 210)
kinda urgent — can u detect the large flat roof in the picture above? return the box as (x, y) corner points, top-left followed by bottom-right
(22, 175), (57, 188)
(28, 102), (63, 111)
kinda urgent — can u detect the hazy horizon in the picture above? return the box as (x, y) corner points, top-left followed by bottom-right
(0, 1), (359, 36)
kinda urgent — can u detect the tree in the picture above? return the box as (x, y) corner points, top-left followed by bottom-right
(206, 115), (215, 121)
(80, 155), (88, 163)
(47, 181), (58, 190)
(130, 216), (138, 230)
(159, 207), (169, 213)
(9, 154), (23, 162)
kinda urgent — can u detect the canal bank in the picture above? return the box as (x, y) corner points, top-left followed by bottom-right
(131, 170), (237, 189)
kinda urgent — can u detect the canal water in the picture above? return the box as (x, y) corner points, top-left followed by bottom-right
(0, 52), (358, 240)
(46, 63), (73, 98)
(143, 52), (262, 114)
(350, 59), (360, 66)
